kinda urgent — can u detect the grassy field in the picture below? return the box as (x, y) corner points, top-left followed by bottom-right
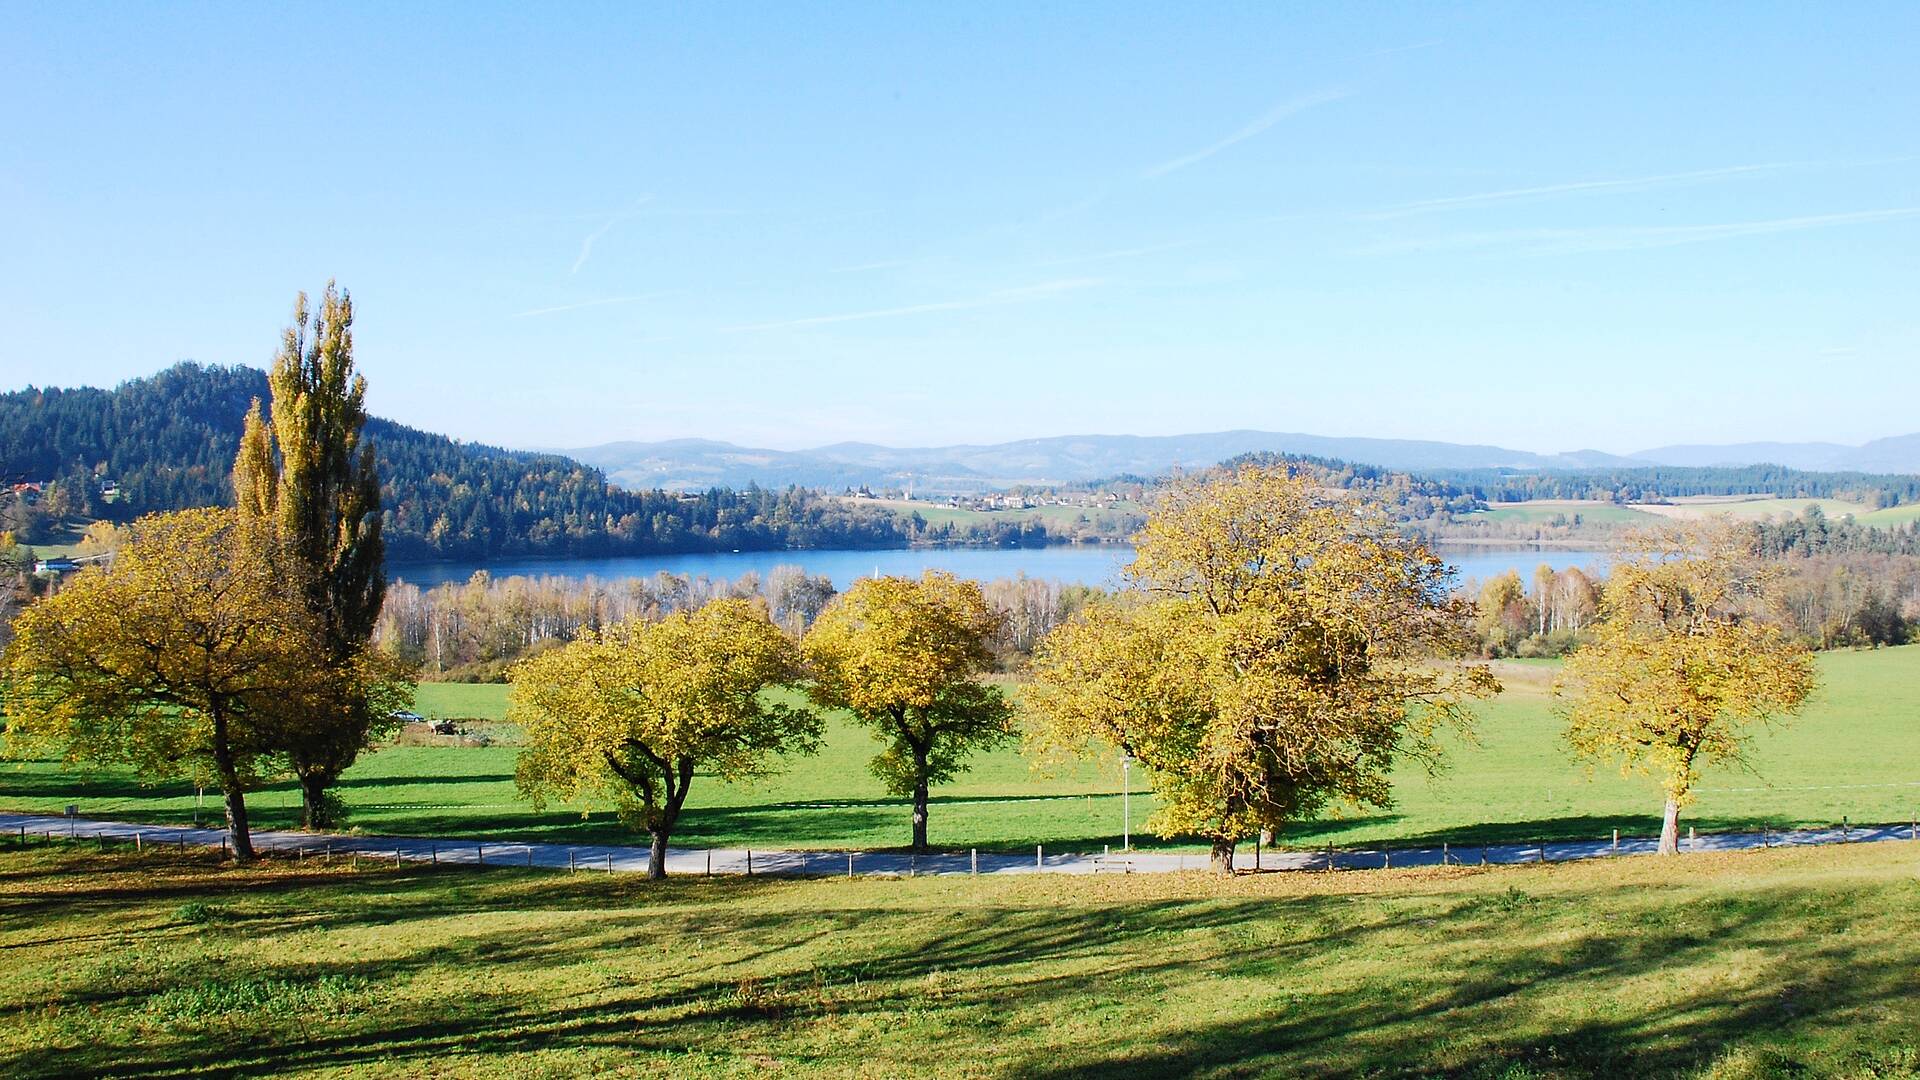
(1859, 503), (1920, 526)
(1477, 500), (1661, 525)
(5, 647), (1916, 855)
(1629, 497), (1873, 522)
(1, 840), (1917, 1078)
(845, 497), (1143, 531)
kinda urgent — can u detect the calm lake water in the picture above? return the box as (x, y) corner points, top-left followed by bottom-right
(391, 544), (1612, 591)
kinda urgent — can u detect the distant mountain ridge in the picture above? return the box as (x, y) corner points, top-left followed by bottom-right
(567, 430), (1920, 492)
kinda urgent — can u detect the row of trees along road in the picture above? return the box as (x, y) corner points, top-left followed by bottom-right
(2, 285), (408, 857)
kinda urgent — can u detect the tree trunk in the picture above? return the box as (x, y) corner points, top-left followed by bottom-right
(224, 787), (255, 861)
(210, 707), (253, 861)
(648, 829), (669, 880)
(1657, 797), (1682, 855)
(912, 773), (930, 853)
(1209, 837), (1236, 874)
(298, 769), (334, 831)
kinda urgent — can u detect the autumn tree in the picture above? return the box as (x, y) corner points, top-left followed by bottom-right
(511, 598), (819, 878)
(802, 572), (1014, 852)
(233, 282), (399, 829)
(1556, 524), (1815, 854)
(1027, 465), (1496, 872)
(1, 510), (331, 860)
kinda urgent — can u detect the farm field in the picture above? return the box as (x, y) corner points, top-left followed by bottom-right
(1629, 496), (1873, 522)
(5, 647), (1916, 855)
(1859, 502), (1920, 526)
(2, 840), (1917, 1078)
(1476, 500), (1661, 525)
(842, 496), (1143, 531)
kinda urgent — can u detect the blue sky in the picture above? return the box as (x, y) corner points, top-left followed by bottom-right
(3, 3), (1916, 454)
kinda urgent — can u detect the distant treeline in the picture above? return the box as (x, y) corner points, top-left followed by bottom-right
(1424, 464), (1920, 507)
(377, 568), (1105, 681)
(1751, 509), (1920, 557)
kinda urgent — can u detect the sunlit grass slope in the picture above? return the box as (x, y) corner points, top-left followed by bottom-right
(1, 841), (1916, 1078)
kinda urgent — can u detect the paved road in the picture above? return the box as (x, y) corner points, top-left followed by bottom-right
(4, 811), (1914, 877)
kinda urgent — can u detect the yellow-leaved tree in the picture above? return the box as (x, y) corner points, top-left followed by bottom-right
(802, 572), (1013, 852)
(1027, 464), (1497, 871)
(1, 509), (334, 860)
(1556, 524), (1815, 854)
(511, 598), (819, 877)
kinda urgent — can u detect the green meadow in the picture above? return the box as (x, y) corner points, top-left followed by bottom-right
(1859, 502), (1920, 526)
(2, 840), (1917, 1078)
(1476, 500), (1661, 525)
(1634, 497), (1877, 522)
(4, 647), (1915, 855)
(849, 496), (1143, 532)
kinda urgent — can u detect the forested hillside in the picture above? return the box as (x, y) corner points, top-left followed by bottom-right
(1428, 464), (1920, 506)
(0, 364), (912, 560)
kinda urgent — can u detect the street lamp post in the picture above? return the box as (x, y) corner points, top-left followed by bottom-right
(1121, 756), (1132, 851)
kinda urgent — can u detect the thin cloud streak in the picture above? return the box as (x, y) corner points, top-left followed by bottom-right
(724, 278), (1101, 333)
(828, 257), (931, 274)
(1142, 89), (1348, 178)
(1363, 163), (1804, 218)
(1039, 238), (1208, 266)
(570, 195), (654, 275)
(510, 291), (677, 318)
(1357, 207), (1920, 257)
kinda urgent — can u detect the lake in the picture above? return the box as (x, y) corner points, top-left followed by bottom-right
(391, 544), (1613, 591)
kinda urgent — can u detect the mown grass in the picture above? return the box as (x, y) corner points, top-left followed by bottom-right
(1, 840), (1917, 1078)
(1631, 498), (1875, 522)
(849, 496), (1143, 531)
(4, 648), (1917, 855)
(1477, 501), (1661, 525)
(1858, 503), (1920, 526)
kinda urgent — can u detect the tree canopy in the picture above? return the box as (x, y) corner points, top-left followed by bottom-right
(1027, 464), (1496, 870)
(802, 572), (1013, 852)
(1556, 524), (1816, 854)
(1, 509), (334, 860)
(511, 598), (819, 877)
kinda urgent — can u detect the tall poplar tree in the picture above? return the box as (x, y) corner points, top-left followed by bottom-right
(234, 282), (402, 829)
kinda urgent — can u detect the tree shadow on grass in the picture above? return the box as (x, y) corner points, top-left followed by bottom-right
(5, 849), (1916, 1080)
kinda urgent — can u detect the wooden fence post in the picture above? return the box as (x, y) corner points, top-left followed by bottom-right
(971, 848), (978, 876)
(847, 851), (855, 879)
(1036, 844), (1043, 870)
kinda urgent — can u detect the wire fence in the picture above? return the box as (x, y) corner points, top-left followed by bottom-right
(5, 811), (1917, 879)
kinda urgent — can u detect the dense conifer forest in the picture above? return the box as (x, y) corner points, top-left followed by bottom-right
(0, 364), (914, 560)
